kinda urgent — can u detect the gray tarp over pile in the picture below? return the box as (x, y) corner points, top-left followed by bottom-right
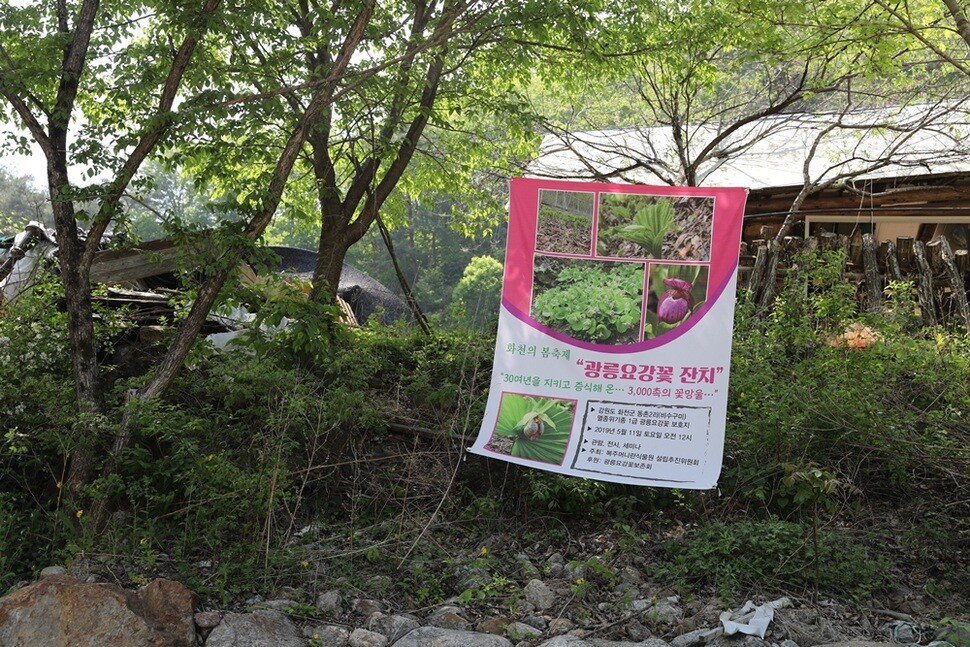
(266, 246), (412, 326)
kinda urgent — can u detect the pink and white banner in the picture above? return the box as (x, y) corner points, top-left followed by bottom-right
(469, 178), (747, 488)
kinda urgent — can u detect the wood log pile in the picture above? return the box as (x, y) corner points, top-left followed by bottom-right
(740, 227), (970, 328)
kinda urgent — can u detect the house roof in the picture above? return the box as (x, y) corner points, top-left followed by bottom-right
(528, 105), (970, 193)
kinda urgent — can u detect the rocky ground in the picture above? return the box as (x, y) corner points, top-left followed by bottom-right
(2, 516), (966, 647)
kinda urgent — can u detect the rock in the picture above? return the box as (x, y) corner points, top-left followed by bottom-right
(308, 625), (350, 647)
(563, 562), (587, 581)
(351, 598), (386, 618)
(619, 567), (645, 585)
(315, 589), (343, 616)
(428, 605), (471, 630)
(537, 638), (670, 647)
(537, 638), (588, 647)
(0, 575), (196, 647)
(456, 567), (491, 593)
(524, 579), (557, 611)
(394, 626), (514, 646)
(881, 621), (917, 643)
(194, 610), (223, 635)
(936, 621), (970, 647)
(623, 618), (651, 641)
(366, 611), (419, 642)
(708, 636), (769, 647)
(548, 618), (577, 636)
(261, 598), (297, 610)
(205, 609), (305, 647)
(522, 615), (549, 632)
(507, 621), (543, 641)
(671, 628), (710, 647)
(517, 553), (541, 579)
(546, 554), (566, 578)
(478, 616), (511, 635)
(348, 627), (388, 647)
(645, 599), (683, 627)
(39, 565), (67, 578)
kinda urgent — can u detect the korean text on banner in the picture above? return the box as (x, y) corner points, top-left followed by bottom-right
(469, 178), (747, 489)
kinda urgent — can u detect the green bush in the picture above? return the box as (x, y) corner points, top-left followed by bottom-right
(451, 256), (503, 331)
(656, 519), (892, 601)
(725, 249), (970, 515)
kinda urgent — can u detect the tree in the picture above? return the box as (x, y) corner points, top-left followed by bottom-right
(526, 0), (970, 309)
(531, 0), (967, 187)
(0, 0), (568, 506)
(179, 0), (560, 309)
(0, 0), (387, 503)
(122, 162), (225, 241)
(0, 167), (50, 232)
(0, 0), (231, 496)
(451, 254), (503, 330)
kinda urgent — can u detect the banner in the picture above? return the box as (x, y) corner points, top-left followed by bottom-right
(469, 178), (747, 489)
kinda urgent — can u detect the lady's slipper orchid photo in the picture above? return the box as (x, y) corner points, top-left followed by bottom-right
(657, 277), (694, 324)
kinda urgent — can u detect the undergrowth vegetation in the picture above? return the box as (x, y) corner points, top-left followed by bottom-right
(1, 249), (967, 612)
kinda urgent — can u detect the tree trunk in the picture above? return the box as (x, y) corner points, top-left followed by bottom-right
(376, 214), (431, 334)
(48, 159), (104, 502)
(311, 221), (353, 303)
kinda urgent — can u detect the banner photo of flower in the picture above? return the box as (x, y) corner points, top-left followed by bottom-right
(469, 178), (747, 489)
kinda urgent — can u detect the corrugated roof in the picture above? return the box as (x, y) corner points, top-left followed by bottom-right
(528, 104), (970, 190)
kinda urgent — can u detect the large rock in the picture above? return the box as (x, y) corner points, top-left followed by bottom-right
(538, 639), (670, 647)
(0, 575), (196, 647)
(204, 609), (306, 647)
(524, 579), (556, 611)
(367, 612), (419, 642)
(393, 626), (513, 647)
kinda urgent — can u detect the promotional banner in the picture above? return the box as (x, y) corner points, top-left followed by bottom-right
(469, 178), (747, 489)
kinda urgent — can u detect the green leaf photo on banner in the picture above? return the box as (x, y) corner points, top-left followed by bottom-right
(484, 393), (577, 465)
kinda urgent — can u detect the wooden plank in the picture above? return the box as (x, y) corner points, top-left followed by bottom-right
(89, 239), (182, 284)
(896, 236), (914, 272)
(927, 239), (944, 272)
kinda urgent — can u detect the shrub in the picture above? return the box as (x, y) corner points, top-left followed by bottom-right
(725, 249), (970, 515)
(656, 519), (892, 601)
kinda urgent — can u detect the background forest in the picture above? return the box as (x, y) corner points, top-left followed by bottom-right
(0, 0), (968, 625)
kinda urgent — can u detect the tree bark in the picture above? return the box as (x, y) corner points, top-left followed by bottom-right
(943, 0), (970, 52)
(939, 236), (970, 327)
(913, 241), (937, 327)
